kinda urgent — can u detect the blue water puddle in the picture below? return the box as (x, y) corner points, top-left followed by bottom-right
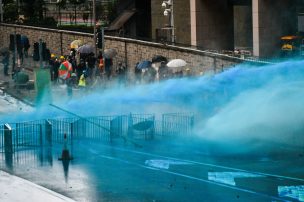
(144, 159), (192, 169)
(278, 185), (304, 201)
(208, 171), (264, 186)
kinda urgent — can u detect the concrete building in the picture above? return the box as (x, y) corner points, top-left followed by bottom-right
(38, 0), (304, 57)
(151, 0), (304, 57)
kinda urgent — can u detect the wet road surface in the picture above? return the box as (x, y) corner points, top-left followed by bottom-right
(0, 137), (304, 202)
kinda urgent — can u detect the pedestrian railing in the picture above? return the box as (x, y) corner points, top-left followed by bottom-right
(0, 113), (195, 153)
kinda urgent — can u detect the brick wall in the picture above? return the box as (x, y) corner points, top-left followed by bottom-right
(0, 23), (250, 77)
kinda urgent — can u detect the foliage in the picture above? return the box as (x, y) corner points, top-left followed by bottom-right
(20, 0), (46, 21)
(3, 2), (18, 23)
(57, 0), (67, 9)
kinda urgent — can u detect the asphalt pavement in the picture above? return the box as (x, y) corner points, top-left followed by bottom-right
(0, 137), (303, 202)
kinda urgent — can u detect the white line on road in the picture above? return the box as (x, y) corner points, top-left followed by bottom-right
(97, 144), (304, 183)
(96, 153), (291, 202)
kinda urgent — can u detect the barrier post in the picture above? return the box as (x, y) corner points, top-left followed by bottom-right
(45, 120), (52, 146)
(4, 124), (13, 153)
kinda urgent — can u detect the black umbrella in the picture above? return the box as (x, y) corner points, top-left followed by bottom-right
(152, 55), (167, 63)
(77, 44), (94, 54)
(104, 48), (117, 59)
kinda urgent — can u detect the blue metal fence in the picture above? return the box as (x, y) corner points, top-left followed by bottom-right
(0, 124), (4, 153)
(162, 113), (194, 137)
(0, 113), (195, 152)
(48, 118), (77, 144)
(128, 114), (155, 140)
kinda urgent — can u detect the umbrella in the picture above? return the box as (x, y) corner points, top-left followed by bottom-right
(167, 59), (187, 73)
(104, 48), (117, 59)
(59, 61), (73, 80)
(137, 60), (152, 69)
(152, 55), (167, 63)
(70, 40), (83, 49)
(77, 44), (94, 54)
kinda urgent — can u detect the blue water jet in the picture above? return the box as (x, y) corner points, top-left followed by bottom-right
(1, 59), (304, 150)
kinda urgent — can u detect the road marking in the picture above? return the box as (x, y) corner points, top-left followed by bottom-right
(278, 185), (304, 201)
(208, 172), (264, 186)
(144, 159), (192, 169)
(97, 144), (304, 183)
(96, 153), (291, 202)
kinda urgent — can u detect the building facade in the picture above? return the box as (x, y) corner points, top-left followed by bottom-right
(151, 0), (304, 57)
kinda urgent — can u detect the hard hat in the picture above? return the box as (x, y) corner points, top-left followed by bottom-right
(59, 56), (65, 60)
(51, 54), (55, 58)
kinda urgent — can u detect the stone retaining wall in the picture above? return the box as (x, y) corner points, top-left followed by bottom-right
(0, 23), (261, 76)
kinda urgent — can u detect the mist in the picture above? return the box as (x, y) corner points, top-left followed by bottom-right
(1, 59), (304, 150)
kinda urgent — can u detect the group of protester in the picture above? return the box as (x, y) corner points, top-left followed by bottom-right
(48, 49), (127, 90)
(1, 41), (191, 95)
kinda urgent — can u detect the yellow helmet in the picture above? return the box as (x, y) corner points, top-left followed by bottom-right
(59, 56), (65, 60)
(51, 54), (56, 58)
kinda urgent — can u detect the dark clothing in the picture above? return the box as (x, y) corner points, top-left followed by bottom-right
(104, 58), (112, 79)
(134, 63), (141, 83)
(2, 53), (10, 76)
(116, 64), (126, 85)
(53, 60), (60, 81)
(86, 55), (96, 68)
(49, 58), (55, 81)
(21, 36), (30, 58)
(85, 54), (96, 79)
(77, 60), (86, 79)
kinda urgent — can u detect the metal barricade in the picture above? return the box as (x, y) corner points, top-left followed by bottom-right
(0, 124), (4, 153)
(0, 112), (195, 150)
(162, 113), (194, 137)
(48, 118), (77, 144)
(128, 114), (155, 140)
(83, 115), (129, 142)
